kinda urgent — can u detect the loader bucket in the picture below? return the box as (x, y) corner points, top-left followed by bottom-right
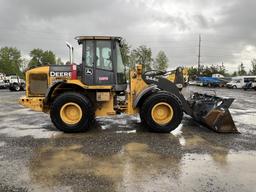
(202, 108), (237, 133)
(188, 92), (238, 133)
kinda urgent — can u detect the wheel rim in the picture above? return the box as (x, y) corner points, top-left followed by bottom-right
(151, 102), (173, 125)
(60, 102), (82, 125)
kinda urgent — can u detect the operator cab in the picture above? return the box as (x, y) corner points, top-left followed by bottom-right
(76, 36), (126, 92)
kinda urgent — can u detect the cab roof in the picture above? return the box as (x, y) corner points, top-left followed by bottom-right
(75, 36), (122, 41)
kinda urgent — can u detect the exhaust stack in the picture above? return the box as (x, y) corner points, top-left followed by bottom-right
(66, 41), (74, 64)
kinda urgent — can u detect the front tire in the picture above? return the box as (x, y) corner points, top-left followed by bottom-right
(50, 92), (94, 133)
(140, 92), (183, 133)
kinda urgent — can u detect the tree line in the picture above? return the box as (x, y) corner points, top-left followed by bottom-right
(188, 60), (256, 79)
(1, 43), (256, 79)
(0, 47), (63, 77)
(120, 40), (168, 72)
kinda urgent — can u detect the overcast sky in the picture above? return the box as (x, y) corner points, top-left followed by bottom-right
(0, 0), (256, 72)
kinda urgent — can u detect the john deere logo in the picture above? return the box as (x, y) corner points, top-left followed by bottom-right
(85, 69), (93, 75)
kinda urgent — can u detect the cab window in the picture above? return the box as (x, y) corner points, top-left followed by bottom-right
(96, 41), (112, 70)
(85, 40), (93, 67)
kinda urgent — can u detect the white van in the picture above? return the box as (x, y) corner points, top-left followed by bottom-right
(226, 76), (256, 89)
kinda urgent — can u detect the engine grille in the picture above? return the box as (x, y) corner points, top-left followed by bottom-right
(29, 74), (48, 96)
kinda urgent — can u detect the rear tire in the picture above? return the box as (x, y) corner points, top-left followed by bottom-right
(232, 85), (237, 89)
(140, 92), (183, 133)
(50, 92), (94, 133)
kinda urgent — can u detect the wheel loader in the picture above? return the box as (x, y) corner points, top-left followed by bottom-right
(19, 36), (237, 133)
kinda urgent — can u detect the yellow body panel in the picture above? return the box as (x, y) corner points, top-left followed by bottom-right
(126, 64), (148, 115)
(96, 92), (110, 101)
(19, 96), (46, 112)
(20, 64), (148, 117)
(166, 67), (189, 83)
(95, 92), (116, 116)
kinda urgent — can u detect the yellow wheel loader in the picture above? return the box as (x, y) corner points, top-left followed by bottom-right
(19, 36), (237, 133)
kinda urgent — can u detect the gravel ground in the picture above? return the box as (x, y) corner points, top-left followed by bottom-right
(0, 87), (255, 192)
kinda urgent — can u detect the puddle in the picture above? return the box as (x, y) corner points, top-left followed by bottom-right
(0, 113), (61, 139)
(0, 127), (60, 139)
(0, 108), (36, 117)
(29, 142), (182, 191)
(0, 142), (6, 147)
(97, 114), (140, 131)
(171, 123), (183, 136)
(116, 130), (136, 134)
(180, 152), (256, 192)
(25, 140), (256, 192)
(233, 114), (256, 126)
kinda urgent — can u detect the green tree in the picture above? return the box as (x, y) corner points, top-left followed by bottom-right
(250, 59), (256, 75)
(129, 51), (137, 69)
(188, 67), (198, 80)
(42, 50), (56, 65)
(29, 49), (56, 68)
(132, 45), (153, 71)
(29, 48), (44, 67)
(154, 50), (168, 71)
(238, 63), (247, 76)
(232, 71), (238, 76)
(0, 47), (22, 76)
(120, 39), (131, 67)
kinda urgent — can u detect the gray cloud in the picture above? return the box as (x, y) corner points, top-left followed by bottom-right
(0, 0), (256, 72)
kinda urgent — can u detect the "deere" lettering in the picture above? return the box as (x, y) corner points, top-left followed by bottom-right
(50, 71), (71, 77)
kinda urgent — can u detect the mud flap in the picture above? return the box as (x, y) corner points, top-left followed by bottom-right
(188, 93), (238, 133)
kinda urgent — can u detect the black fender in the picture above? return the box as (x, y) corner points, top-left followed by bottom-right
(44, 81), (64, 105)
(142, 72), (193, 115)
(133, 85), (157, 108)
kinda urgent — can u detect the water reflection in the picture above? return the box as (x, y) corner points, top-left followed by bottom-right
(29, 134), (183, 191)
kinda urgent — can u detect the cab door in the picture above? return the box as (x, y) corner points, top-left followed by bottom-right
(83, 40), (94, 85)
(94, 40), (114, 85)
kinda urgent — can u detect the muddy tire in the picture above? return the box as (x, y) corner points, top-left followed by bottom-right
(50, 92), (94, 133)
(140, 92), (183, 133)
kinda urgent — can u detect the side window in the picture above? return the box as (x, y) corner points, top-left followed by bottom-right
(85, 40), (93, 67)
(96, 41), (112, 70)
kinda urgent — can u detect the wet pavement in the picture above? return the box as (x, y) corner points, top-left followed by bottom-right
(0, 87), (255, 192)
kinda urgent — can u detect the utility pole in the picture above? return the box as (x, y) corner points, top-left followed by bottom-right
(197, 34), (201, 76)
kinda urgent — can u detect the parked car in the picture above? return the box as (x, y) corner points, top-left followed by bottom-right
(7, 75), (26, 91)
(226, 76), (256, 89)
(0, 73), (9, 89)
(0, 79), (9, 89)
(196, 76), (223, 87)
